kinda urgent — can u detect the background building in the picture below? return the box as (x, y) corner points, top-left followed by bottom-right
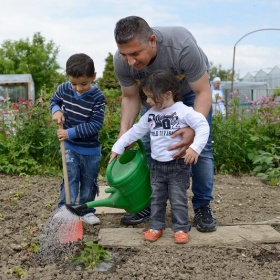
(0, 74), (35, 103)
(242, 65), (280, 93)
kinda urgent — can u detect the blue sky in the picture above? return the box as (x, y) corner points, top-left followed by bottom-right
(1, 0), (280, 78)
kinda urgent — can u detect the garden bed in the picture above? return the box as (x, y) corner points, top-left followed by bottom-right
(1, 174), (280, 279)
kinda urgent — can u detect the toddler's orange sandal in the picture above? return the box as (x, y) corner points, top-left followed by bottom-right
(144, 229), (163, 242)
(174, 231), (189, 244)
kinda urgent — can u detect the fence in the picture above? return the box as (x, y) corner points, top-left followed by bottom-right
(221, 81), (272, 106)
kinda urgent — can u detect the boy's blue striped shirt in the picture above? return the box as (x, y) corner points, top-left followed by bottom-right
(50, 82), (105, 155)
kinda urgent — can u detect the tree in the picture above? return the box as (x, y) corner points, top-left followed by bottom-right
(0, 32), (66, 98)
(97, 53), (121, 99)
(209, 62), (233, 81)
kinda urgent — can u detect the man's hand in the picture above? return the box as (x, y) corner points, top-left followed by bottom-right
(52, 110), (65, 125)
(169, 127), (195, 158)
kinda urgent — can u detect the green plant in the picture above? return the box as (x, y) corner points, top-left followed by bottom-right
(249, 145), (280, 186)
(0, 97), (61, 175)
(272, 87), (280, 99)
(99, 96), (121, 175)
(212, 93), (280, 184)
(21, 240), (40, 254)
(212, 101), (252, 175)
(6, 266), (28, 278)
(9, 190), (24, 204)
(71, 241), (111, 270)
(0, 94), (122, 176)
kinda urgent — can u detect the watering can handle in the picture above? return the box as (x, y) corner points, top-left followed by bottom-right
(136, 139), (147, 162)
(106, 157), (116, 176)
(106, 139), (147, 175)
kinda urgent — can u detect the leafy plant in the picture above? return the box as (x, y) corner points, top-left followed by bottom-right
(21, 240), (40, 255)
(9, 190), (24, 204)
(249, 145), (280, 186)
(212, 92), (280, 185)
(272, 87), (280, 99)
(0, 97), (61, 175)
(6, 266), (28, 278)
(99, 96), (121, 175)
(71, 241), (111, 270)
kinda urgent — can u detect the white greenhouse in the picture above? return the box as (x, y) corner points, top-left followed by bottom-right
(242, 65), (280, 94)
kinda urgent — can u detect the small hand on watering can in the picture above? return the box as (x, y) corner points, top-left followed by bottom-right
(108, 151), (119, 163)
(109, 141), (138, 163)
(66, 140), (152, 216)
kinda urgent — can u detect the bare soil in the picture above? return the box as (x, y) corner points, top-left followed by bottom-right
(1, 174), (280, 279)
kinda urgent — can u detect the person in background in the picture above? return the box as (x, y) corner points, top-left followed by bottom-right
(113, 16), (217, 232)
(50, 53), (105, 224)
(109, 70), (210, 243)
(211, 77), (226, 117)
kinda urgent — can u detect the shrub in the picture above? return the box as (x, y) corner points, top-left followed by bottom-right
(1, 91), (279, 187)
(212, 93), (280, 185)
(99, 96), (121, 175)
(0, 98), (61, 175)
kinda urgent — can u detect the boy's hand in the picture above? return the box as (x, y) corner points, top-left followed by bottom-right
(109, 152), (119, 163)
(57, 128), (68, 141)
(184, 147), (199, 165)
(52, 110), (65, 125)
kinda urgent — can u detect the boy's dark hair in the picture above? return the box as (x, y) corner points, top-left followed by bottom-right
(139, 70), (181, 106)
(114, 16), (153, 44)
(66, 53), (95, 77)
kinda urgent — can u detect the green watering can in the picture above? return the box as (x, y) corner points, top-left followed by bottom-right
(66, 139), (152, 216)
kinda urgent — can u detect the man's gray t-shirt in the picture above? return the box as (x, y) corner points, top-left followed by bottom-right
(113, 26), (209, 96)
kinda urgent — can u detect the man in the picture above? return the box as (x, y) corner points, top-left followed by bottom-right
(113, 16), (216, 232)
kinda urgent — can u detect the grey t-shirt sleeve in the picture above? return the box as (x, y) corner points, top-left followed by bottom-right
(178, 37), (208, 83)
(154, 26), (208, 83)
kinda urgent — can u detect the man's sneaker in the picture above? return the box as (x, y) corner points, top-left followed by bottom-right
(194, 204), (217, 232)
(174, 231), (189, 244)
(121, 206), (150, 225)
(144, 229), (163, 242)
(81, 213), (100, 225)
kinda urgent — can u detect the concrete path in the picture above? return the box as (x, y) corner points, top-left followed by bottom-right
(95, 185), (280, 247)
(98, 225), (280, 247)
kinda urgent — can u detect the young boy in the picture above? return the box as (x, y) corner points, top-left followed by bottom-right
(109, 70), (210, 243)
(50, 53), (105, 224)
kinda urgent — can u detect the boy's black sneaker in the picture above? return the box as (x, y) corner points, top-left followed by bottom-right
(121, 206), (150, 225)
(194, 204), (217, 232)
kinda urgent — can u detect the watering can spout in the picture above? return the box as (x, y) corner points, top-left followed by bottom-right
(66, 204), (87, 216)
(67, 140), (152, 216)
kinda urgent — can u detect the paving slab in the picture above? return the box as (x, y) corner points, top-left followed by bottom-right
(95, 185), (125, 214)
(98, 225), (280, 247)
